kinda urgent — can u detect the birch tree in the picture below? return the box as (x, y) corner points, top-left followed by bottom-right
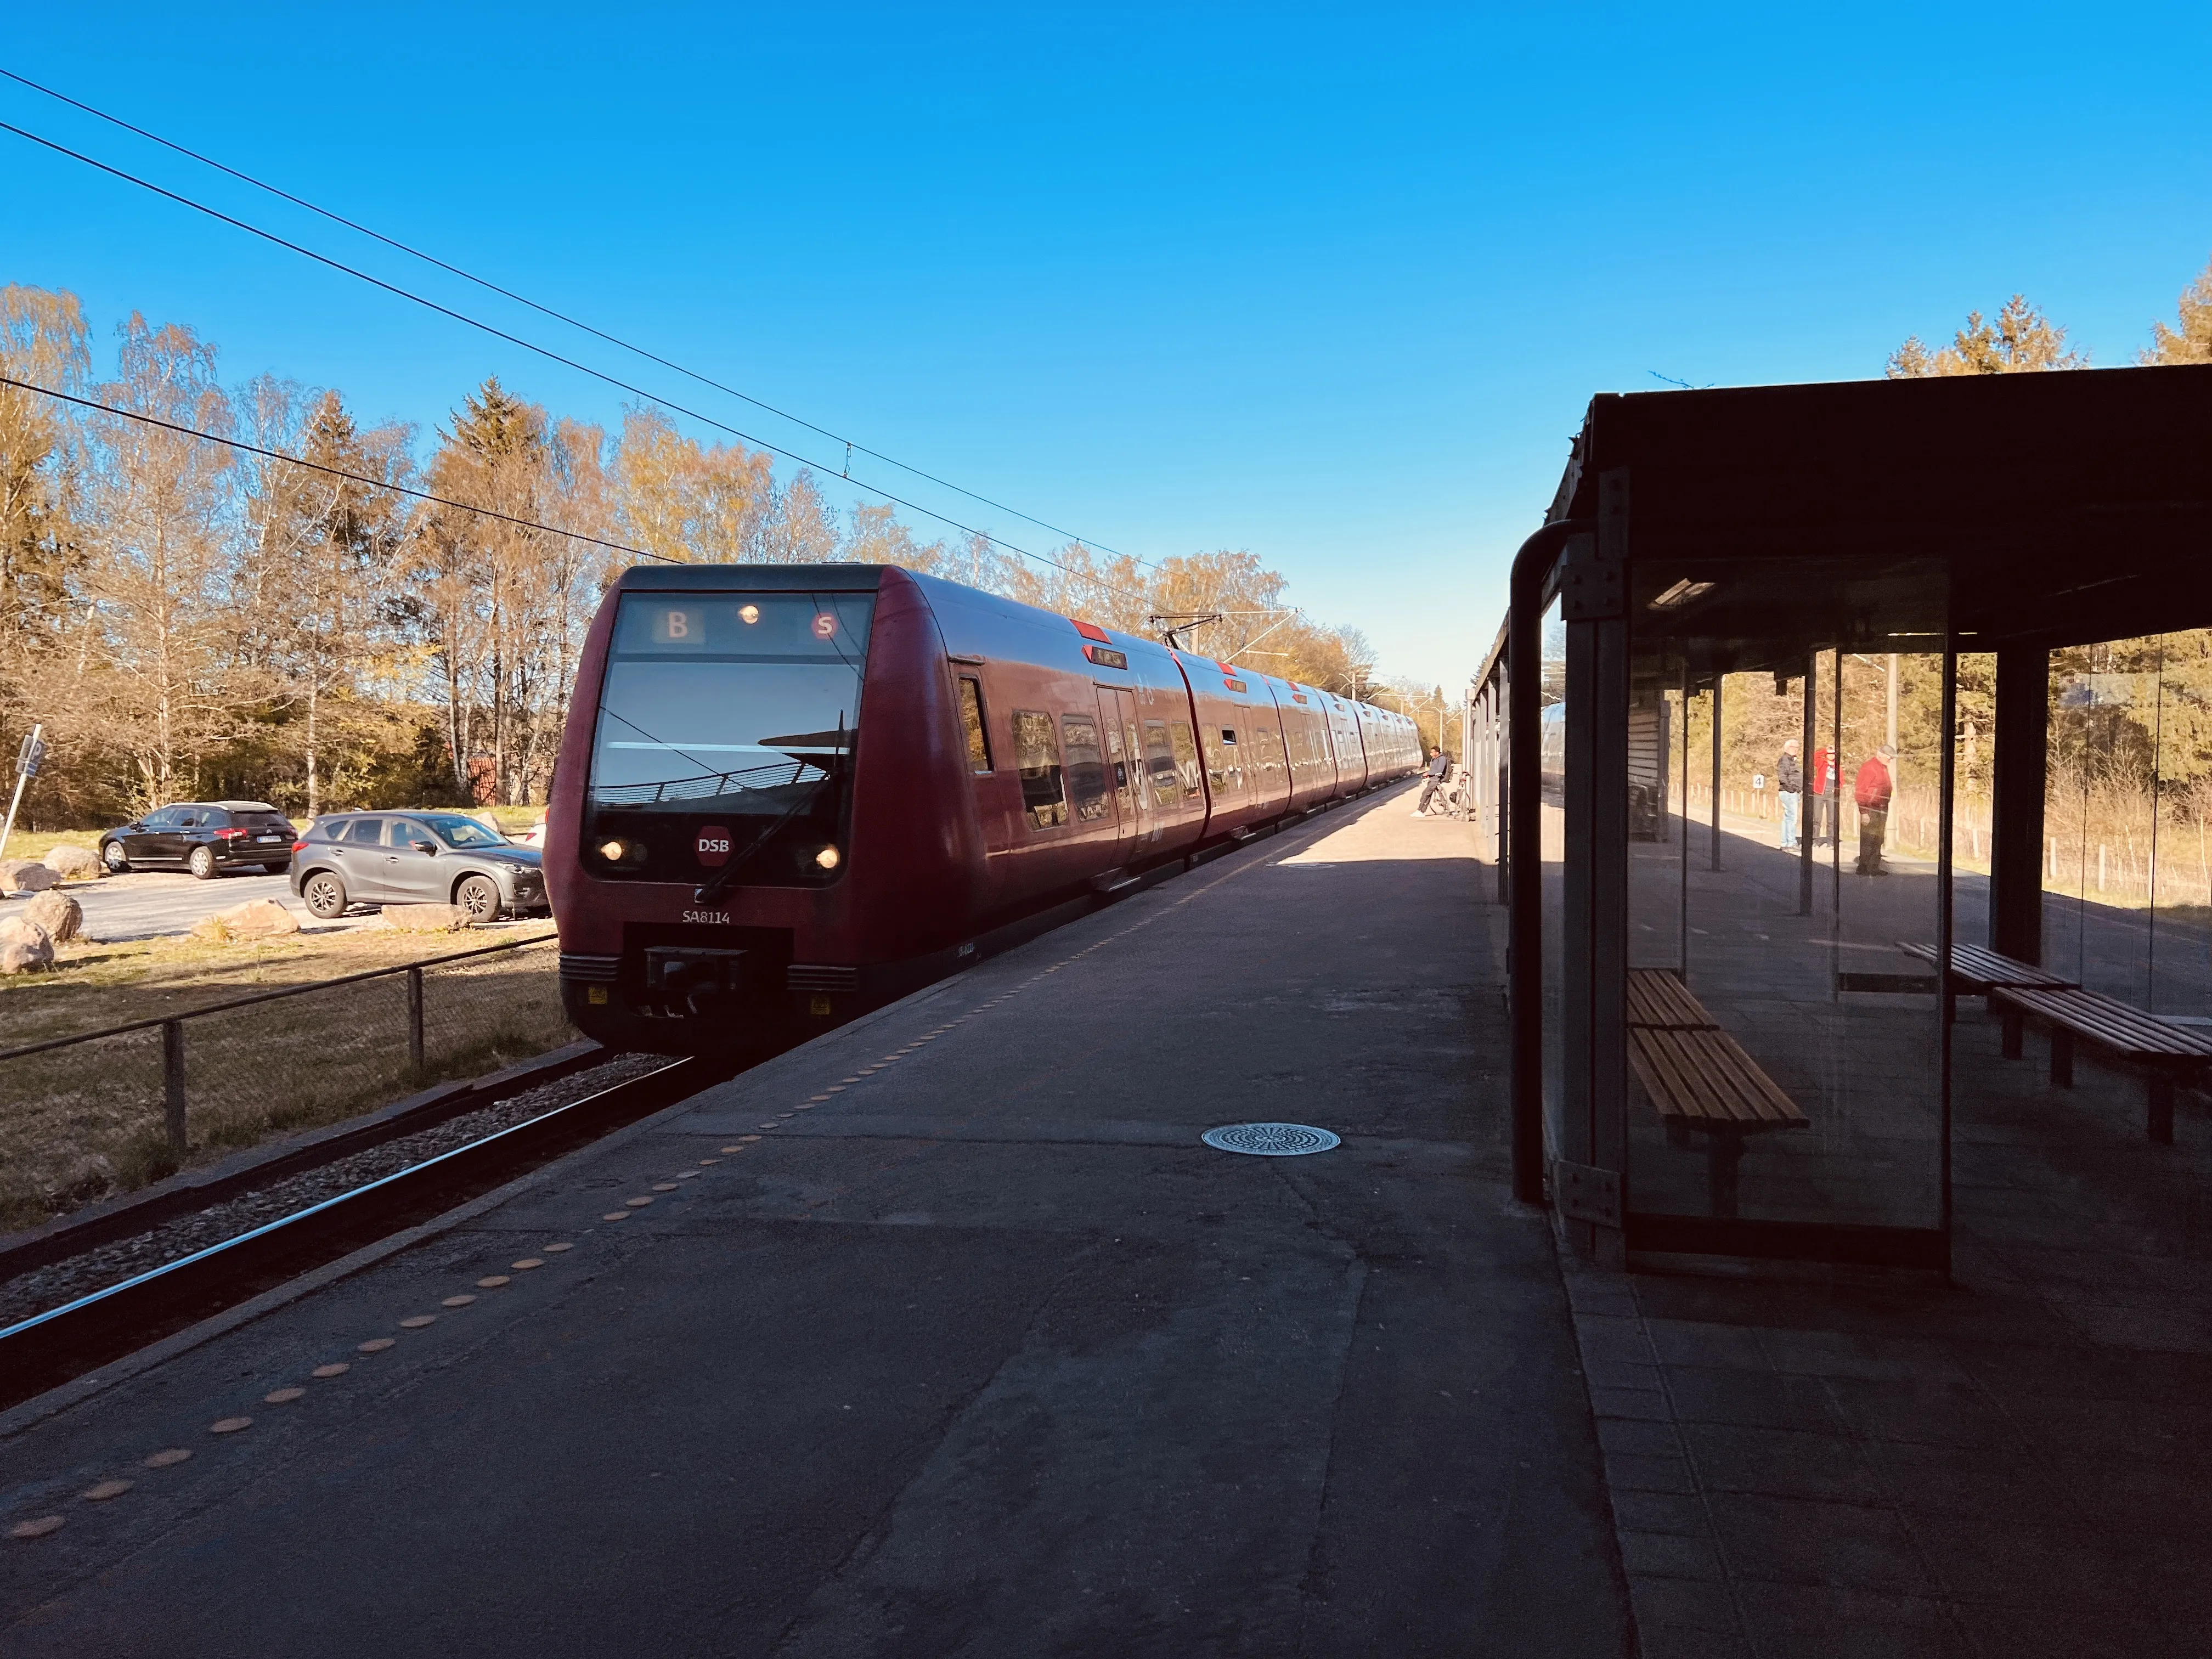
(81, 315), (237, 799)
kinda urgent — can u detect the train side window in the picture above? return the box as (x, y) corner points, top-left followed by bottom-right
(1062, 715), (1112, 822)
(958, 677), (992, 772)
(1144, 720), (1181, 806)
(1206, 727), (1243, 793)
(1170, 722), (1201, 796)
(1013, 711), (1068, 829)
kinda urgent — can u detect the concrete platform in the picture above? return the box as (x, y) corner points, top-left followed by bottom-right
(0, 786), (1630, 1657)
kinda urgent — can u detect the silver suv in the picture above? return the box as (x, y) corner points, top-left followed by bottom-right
(290, 811), (548, 923)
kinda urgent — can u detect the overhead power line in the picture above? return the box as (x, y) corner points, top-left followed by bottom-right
(3, 372), (667, 563)
(0, 111), (1150, 608)
(0, 66), (1145, 568)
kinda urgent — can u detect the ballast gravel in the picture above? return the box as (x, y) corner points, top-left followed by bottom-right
(0, 1051), (672, 1330)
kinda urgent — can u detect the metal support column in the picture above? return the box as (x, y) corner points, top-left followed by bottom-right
(1798, 651), (1818, 915)
(1936, 646), (1958, 1270)
(1989, 646), (2050, 963)
(1554, 470), (1629, 1265)
(1709, 673), (1723, 871)
(1492, 676), (1510, 907)
(407, 966), (426, 1075)
(162, 1018), (187, 1158)
(1508, 517), (1590, 1207)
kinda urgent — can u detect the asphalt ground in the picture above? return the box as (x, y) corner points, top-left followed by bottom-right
(23, 870), (320, 943)
(0, 786), (1630, 1657)
(8, 870), (555, 945)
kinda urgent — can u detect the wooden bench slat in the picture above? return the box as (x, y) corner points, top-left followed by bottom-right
(1626, 968), (1718, 1030)
(1896, 941), (2078, 990)
(1703, 1037), (1805, 1124)
(1635, 1030), (1764, 1127)
(1993, 987), (2212, 1060)
(1646, 1031), (1741, 1117)
(1631, 1026), (1808, 1130)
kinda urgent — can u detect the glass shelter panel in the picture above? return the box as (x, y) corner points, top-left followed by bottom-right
(1624, 558), (1951, 1238)
(1944, 654), (1997, 951)
(2044, 631), (2212, 1018)
(1539, 601), (1569, 1167)
(1627, 668), (1686, 977)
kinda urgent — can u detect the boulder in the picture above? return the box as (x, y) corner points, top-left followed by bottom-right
(0, 915), (54, 973)
(188, 898), (302, 944)
(21, 889), (82, 944)
(0, 859), (60, 895)
(380, 903), (474, 934)
(42, 843), (101, 880)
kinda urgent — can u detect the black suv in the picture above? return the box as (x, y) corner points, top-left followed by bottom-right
(99, 802), (300, 879)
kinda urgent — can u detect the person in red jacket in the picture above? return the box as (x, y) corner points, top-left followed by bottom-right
(1808, 745), (1837, 844)
(1854, 747), (1895, 875)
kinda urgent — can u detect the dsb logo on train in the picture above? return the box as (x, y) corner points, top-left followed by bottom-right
(695, 826), (732, 867)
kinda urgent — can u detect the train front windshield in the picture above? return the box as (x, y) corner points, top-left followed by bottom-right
(585, 591), (874, 887)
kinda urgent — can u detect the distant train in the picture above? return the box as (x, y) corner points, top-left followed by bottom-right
(545, 564), (1422, 1052)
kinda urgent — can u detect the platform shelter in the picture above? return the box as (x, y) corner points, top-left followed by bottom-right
(1472, 364), (2212, 1269)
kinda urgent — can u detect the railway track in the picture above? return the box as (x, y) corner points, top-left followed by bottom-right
(0, 798), (1384, 1419)
(0, 1055), (725, 1414)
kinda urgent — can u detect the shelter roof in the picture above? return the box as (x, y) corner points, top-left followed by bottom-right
(1547, 365), (2212, 650)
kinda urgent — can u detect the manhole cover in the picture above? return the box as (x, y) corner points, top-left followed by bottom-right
(1201, 1122), (1341, 1156)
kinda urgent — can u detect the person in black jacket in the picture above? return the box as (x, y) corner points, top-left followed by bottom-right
(1413, 747), (1451, 815)
(1777, 738), (1803, 850)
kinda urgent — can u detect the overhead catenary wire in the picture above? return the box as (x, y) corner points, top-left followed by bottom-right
(0, 67), (1141, 566)
(0, 112), (1152, 610)
(2, 371), (673, 565)
(8, 375), (1369, 686)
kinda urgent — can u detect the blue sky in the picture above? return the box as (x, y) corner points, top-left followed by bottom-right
(4, 4), (2208, 688)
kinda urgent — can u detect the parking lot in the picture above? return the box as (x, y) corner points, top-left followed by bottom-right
(5, 870), (555, 946)
(4, 870), (332, 945)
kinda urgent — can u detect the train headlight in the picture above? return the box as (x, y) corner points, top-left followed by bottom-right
(598, 838), (632, 864)
(815, 844), (841, 871)
(738, 604), (760, 624)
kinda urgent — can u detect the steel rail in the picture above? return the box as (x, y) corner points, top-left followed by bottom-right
(0, 1055), (718, 1413)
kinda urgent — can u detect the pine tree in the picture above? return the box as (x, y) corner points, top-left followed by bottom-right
(1886, 295), (2085, 377)
(0, 287), (92, 723)
(2142, 257), (2212, 365)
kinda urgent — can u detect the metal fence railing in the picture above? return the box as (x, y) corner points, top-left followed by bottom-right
(1, 934), (574, 1233)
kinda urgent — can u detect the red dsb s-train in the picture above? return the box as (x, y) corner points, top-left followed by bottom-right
(545, 563), (1420, 1052)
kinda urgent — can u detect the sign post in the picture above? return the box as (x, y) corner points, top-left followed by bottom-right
(0, 724), (45, 864)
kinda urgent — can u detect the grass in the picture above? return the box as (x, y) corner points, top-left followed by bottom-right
(0, 811), (569, 1233)
(0, 921), (558, 1049)
(0, 931), (574, 1233)
(0, 830), (102, 866)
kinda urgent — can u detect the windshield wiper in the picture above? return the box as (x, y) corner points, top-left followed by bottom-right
(690, 774), (834, 905)
(689, 714), (850, 905)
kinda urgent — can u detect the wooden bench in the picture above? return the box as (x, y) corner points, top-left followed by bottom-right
(1626, 967), (1716, 1030)
(1895, 941), (2077, 1022)
(1627, 969), (1809, 1217)
(1988, 985), (2212, 1144)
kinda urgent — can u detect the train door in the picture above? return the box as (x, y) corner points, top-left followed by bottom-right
(1097, 687), (1149, 856)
